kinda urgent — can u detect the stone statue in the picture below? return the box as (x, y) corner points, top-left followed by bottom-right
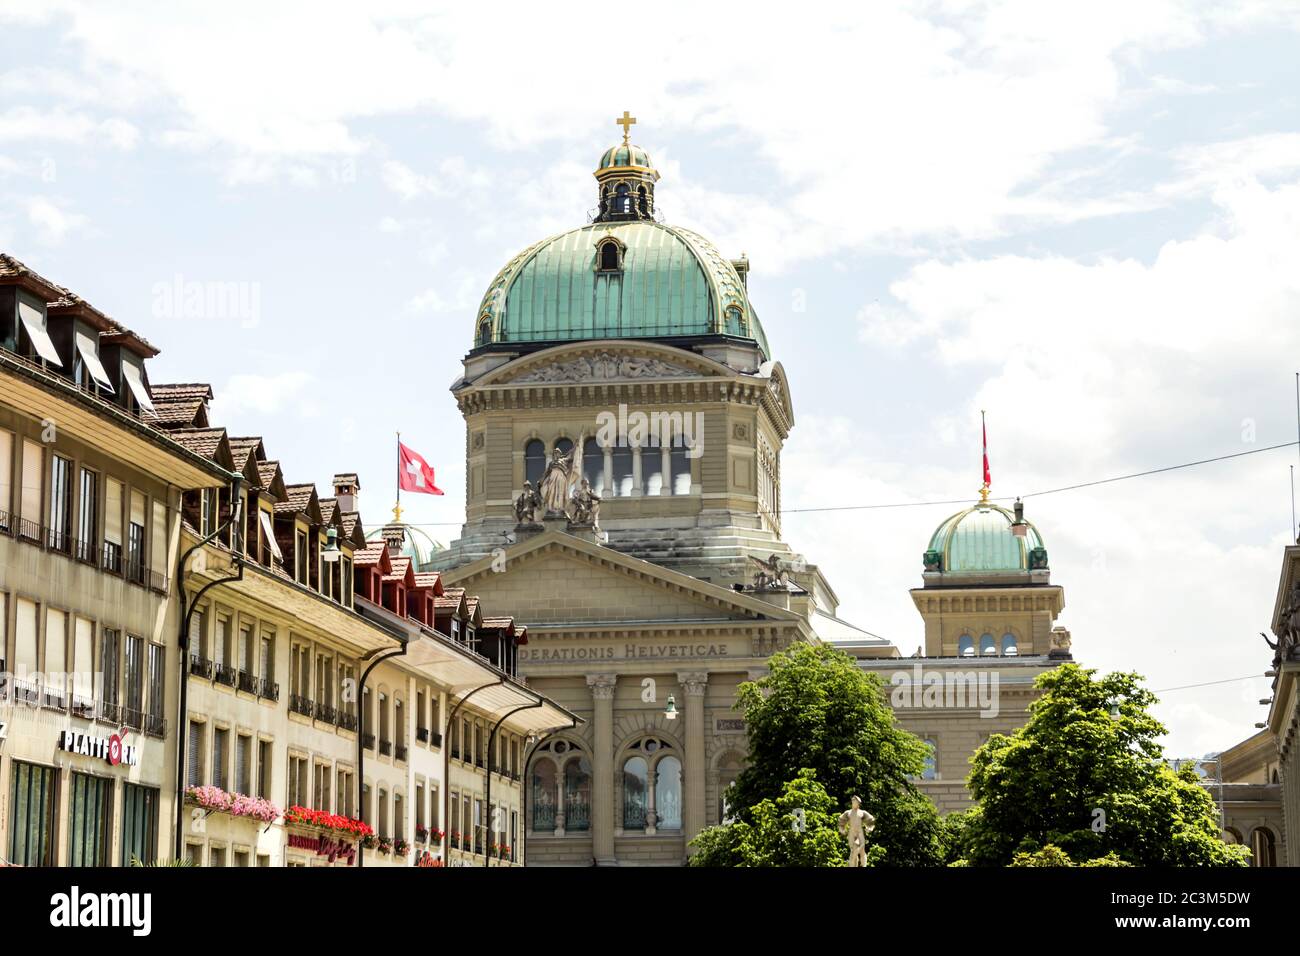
(513, 480), (541, 525)
(569, 477), (601, 528)
(749, 553), (789, 590)
(538, 443), (579, 516)
(837, 795), (875, 867)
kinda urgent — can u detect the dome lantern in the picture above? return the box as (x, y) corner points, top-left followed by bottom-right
(593, 111), (659, 223)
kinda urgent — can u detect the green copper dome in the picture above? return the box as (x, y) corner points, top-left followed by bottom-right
(366, 523), (444, 572)
(473, 220), (770, 357)
(924, 501), (1048, 574)
(599, 143), (653, 169)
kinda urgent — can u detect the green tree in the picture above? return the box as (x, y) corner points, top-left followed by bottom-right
(700, 642), (945, 867)
(690, 769), (850, 867)
(959, 663), (1249, 867)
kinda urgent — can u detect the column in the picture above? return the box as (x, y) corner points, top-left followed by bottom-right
(630, 444), (643, 497)
(602, 446), (613, 497)
(677, 671), (708, 849)
(587, 674), (618, 864)
(645, 766), (658, 835)
(660, 443), (672, 496)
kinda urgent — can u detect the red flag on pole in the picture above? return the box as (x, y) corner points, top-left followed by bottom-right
(981, 412), (991, 489)
(398, 442), (444, 496)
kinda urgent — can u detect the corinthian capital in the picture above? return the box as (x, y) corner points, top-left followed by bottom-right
(586, 673), (617, 700)
(677, 671), (709, 696)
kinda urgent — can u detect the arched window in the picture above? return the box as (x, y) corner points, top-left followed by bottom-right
(1252, 827), (1277, 867)
(643, 435), (663, 495)
(637, 186), (647, 216)
(921, 740), (938, 780)
(599, 186), (608, 218)
(622, 757), (648, 829)
(612, 443), (634, 497)
(725, 306), (744, 336)
(1223, 828), (1242, 845)
(1001, 633), (1018, 656)
(379, 692), (389, 745)
(378, 787), (389, 837)
(554, 437), (573, 460)
(615, 183), (631, 215)
(524, 439), (545, 487)
(598, 241), (620, 272)
(564, 759), (591, 831)
(980, 633), (996, 656)
(670, 444), (691, 495)
(531, 760), (556, 831)
(958, 635), (975, 657)
(582, 437), (604, 490)
(477, 318), (491, 346)
(654, 756), (682, 830)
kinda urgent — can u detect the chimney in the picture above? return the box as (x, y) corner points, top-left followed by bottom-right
(333, 473), (360, 513)
(381, 523), (405, 556)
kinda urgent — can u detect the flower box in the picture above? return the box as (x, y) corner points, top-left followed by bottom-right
(284, 806), (373, 840)
(185, 786), (281, 823)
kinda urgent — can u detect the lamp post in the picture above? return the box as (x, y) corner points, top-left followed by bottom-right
(173, 474), (244, 861)
(355, 642), (408, 868)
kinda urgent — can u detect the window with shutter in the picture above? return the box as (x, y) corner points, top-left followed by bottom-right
(151, 500), (166, 575)
(213, 728), (228, 789)
(257, 740), (271, 799)
(101, 628), (119, 706)
(20, 439), (42, 529)
(147, 643), (164, 721)
(187, 722), (204, 787)
(0, 430), (11, 529)
(124, 635), (143, 715)
(236, 735), (251, 795)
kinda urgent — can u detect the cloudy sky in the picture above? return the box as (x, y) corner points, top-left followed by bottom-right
(2, 1), (1298, 758)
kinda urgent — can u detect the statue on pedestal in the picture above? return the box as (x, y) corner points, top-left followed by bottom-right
(513, 480), (541, 526)
(837, 796), (875, 867)
(569, 477), (602, 529)
(539, 442), (579, 517)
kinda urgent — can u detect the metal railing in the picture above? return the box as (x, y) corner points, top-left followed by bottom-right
(314, 701), (337, 724)
(214, 662), (237, 687)
(189, 655), (213, 679)
(121, 705), (144, 731)
(379, 739), (392, 757)
(17, 517), (43, 543)
(41, 686), (67, 711)
(258, 677), (279, 701)
(416, 727), (429, 743)
(46, 527), (71, 554)
(288, 693), (314, 717)
(97, 700), (122, 724)
(75, 537), (96, 564)
(337, 711), (358, 732)
(430, 732), (442, 748)
(395, 744), (408, 762)
(102, 542), (122, 574)
(145, 713), (167, 738)
(237, 671), (258, 695)
(71, 696), (95, 719)
(362, 732), (376, 751)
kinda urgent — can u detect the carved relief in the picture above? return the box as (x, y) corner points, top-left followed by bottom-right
(508, 351), (696, 383)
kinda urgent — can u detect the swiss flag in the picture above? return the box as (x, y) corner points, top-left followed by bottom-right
(399, 442), (444, 496)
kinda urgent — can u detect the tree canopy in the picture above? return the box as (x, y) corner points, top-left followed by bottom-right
(691, 642), (946, 867)
(954, 663), (1250, 867)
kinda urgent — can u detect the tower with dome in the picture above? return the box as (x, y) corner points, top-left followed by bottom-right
(434, 116), (1074, 861)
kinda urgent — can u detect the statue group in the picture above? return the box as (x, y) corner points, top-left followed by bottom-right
(514, 443), (601, 529)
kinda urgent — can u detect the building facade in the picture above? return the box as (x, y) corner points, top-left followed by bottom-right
(0, 253), (576, 868)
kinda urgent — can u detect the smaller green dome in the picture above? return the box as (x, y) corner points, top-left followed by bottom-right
(599, 143), (653, 169)
(924, 501), (1047, 574)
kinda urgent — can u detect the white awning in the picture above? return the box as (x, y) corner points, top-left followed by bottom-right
(120, 358), (156, 413)
(17, 297), (62, 366)
(74, 327), (114, 391)
(259, 509), (283, 561)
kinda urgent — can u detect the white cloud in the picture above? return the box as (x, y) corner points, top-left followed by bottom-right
(0, 106), (139, 149)
(210, 371), (316, 419)
(24, 195), (87, 244)
(7, 2), (1292, 260)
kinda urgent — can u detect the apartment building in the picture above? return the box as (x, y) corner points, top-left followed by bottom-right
(0, 253), (578, 867)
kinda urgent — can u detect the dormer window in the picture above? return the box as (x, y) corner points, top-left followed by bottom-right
(596, 238), (624, 274)
(477, 316), (492, 347)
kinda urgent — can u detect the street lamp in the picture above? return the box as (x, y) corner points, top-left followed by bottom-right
(664, 695), (677, 720)
(322, 527), (340, 563)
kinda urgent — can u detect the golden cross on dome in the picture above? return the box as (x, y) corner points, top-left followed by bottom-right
(616, 111), (637, 144)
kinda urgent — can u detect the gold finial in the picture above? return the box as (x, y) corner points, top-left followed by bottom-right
(392, 502), (403, 523)
(616, 110), (637, 145)
(978, 484), (990, 504)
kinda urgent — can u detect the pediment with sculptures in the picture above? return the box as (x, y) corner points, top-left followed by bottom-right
(505, 350), (702, 384)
